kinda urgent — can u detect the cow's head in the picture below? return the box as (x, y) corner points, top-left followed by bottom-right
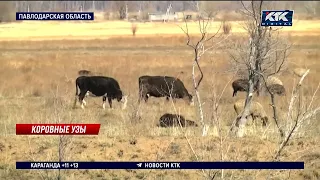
(116, 90), (128, 110)
(186, 120), (198, 127)
(121, 95), (128, 110)
(279, 86), (286, 96)
(262, 116), (269, 127)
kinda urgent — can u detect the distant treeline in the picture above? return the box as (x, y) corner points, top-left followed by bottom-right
(1, 1), (320, 22)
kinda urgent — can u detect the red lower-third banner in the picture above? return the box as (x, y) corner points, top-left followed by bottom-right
(16, 124), (101, 135)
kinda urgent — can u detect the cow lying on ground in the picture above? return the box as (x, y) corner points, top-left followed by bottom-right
(157, 113), (198, 127)
(73, 76), (127, 109)
(138, 75), (194, 105)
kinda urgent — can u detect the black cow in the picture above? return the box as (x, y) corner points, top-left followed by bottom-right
(73, 76), (127, 109)
(77, 70), (99, 98)
(157, 113), (198, 127)
(232, 79), (249, 97)
(232, 78), (258, 97)
(138, 75), (194, 105)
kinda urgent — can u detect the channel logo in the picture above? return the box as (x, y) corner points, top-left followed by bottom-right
(261, 10), (293, 26)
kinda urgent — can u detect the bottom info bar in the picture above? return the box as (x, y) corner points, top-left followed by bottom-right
(16, 162), (304, 170)
(16, 124), (100, 135)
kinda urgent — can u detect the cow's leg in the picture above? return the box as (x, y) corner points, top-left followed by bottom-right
(78, 91), (87, 109)
(138, 93), (145, 103)
(82, 98), (87, 106)
(108, 97), (113, 109)
(83, 91), (88, 106)
(144, 94), (149, 102)
(102, 96), (107, 109)
(233, 90), (237, 97)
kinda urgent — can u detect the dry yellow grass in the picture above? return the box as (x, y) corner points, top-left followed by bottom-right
(0, 20), (319, 179)
(0, 20), (320, 41)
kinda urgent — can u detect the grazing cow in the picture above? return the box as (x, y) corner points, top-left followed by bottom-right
(157, 113), (198, 127)
(267, 84), (286, 96)
(234, 99), (269, 127)
(266, 76), (283, 86)
(232, 79), (258, 97)
(73, 76), (127, 109)
(232, 79), (249, 97)
(138, 75), (194, 105)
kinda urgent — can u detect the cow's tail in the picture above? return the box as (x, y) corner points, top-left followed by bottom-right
(73, 81), (79, 109)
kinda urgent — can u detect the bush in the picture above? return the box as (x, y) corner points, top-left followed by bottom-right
(222, 21), (232, 35)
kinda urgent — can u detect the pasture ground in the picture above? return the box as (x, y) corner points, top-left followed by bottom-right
(0, 20), (319, 179)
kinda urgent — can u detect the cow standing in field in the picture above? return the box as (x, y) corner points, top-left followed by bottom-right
(73, 76), (128, 110)
(232, 78), (259, 97)
(232, 79), (249, 97)
(138, 75), (194, 105)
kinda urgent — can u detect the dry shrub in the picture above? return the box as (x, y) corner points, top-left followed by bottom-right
(131, 23), (137, 36)
(222, 21), (232, 35)
(0, 2), (15, 23)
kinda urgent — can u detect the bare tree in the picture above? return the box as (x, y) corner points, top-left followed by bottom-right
(210, 72), (237, 178)
(0, 2), (15, 23)
(111, 1), (127, 20)
(181, 1), (189, 11)
(51, 86), (73, 180)
(304, 1), (320, 17)
(179, 10), (230, 136)
(229, 0), (291, 137)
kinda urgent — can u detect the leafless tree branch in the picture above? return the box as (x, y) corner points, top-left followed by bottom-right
(179, 5), (229, 138)
(229, 0), (291, 137)
(274, 70), (320, 160)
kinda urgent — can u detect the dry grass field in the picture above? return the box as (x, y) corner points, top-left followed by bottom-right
(0, 20), (319, 179)
(1, 20), (320, 40)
